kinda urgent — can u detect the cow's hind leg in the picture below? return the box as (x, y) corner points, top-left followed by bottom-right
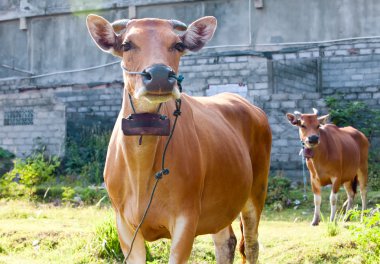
(329, 177), (341, 222)
(212, 225), (237, 264)
(357, 168), (368, 222)
(240, 200), (260, 264)
(343, 180), (356, 221)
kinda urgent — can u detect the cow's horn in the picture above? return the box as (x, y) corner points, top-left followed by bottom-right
(312, 108), (319, 115)
(112, 19), (130, 35)
(294, 111), (302, 116)
(170, 20), (187, 31)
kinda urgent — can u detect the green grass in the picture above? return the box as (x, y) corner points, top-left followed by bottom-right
(0, 189), (379, 263)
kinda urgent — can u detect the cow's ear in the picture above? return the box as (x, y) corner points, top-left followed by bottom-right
(86, 14), (119, 54)
(318, 114), (329, 125)
(181, 16), (217, 52)
(286, 113), (300, 126)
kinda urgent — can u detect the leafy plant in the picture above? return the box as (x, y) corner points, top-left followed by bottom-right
(325, 96), (380, 140)
(62, 186), (75, 203)
(0, 149), (60, 199)
(266, 175), (292, 210)
(64, 126), (111, 185)
(350, 205), (380, 263)
(0, 147), (15, 177)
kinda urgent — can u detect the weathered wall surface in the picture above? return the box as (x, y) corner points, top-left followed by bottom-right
(1, 0), (380, 181)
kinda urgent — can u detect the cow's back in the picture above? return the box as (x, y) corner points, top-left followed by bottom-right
(315, 125), (368, 185)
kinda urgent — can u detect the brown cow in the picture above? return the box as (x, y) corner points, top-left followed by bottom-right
(86, 15), (271, 263)
(286, 109), (369, 225)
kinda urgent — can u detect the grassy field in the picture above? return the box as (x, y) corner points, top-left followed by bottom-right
(0, 189), (379, 264)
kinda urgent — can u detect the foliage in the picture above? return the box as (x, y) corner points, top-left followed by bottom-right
(368, 151), (380, 191)
(0, 147), (15, 159)
(64, 126), (111, 185)
(266, 175), (292, 210)
(350, 205), (380, 263)
(62, 186), (75, 203)
(33, 185), (109, 205)
(0, 147), (15, 177)
(0, 149), (60, 199)
(325, 96), (380, 140)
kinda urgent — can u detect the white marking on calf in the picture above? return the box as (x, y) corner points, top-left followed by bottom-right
(330, 192), (338, 221)
(312, 194), (321, 225)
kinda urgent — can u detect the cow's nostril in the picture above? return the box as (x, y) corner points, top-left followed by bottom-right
(308, 135), (319, 144)
(142, 71), (152, 81)
(142, 64), (176, 93)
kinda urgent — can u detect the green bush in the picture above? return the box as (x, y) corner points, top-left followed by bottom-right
(62, 186), (76, 203)
(350, 205), (380, 263)
(325, 96), (380, 140)
(266, 175), (292, 210)
(0, 147), (15, 177)
(64, 126), (111, 185)
(0, 150), (60, 199)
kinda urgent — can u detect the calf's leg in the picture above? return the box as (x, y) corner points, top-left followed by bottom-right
(212, 225), (237, 264)
(329, 177), (340, 222)
(310, 180), (321, 226)
(357, 168), (368, 222)
(343, 181), (355, 220)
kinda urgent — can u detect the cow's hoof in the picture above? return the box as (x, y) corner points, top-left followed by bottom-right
(311, 220), (319, 226)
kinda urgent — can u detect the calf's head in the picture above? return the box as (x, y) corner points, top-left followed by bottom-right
(86, 15), (217, 105)
(286, 109), (329, 148)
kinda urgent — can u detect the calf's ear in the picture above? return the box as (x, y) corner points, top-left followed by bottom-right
(86, 14), (120, 55)
(181, 16), (217, 52)
(318, 114), (330, 125)
(286, 113), (300, 126)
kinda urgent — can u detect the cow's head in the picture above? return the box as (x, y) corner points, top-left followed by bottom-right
(286, 109), (329, 148)
(86, 15), (217, 106)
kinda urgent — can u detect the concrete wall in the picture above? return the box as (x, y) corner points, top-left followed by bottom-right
(2, 0), (380, 83)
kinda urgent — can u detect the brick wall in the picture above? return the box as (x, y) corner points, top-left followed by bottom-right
(0, 91), (66, 157)
(273, 59), (318, 94)
(1, 39), (380, 181)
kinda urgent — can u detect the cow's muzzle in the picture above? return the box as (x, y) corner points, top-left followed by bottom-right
(142, 64), (176, 95)
(305, 134), (319, 147)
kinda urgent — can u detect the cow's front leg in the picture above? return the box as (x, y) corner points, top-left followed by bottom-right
(169, 215), (198, 264)
(115, 212), (146, 264)
(330, 177), (340, 222)
(310, 179), (321, 226)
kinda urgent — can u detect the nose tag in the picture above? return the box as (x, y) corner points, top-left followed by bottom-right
(122, 113), (170, 136)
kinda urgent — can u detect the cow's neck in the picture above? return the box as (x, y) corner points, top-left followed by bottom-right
(308, 130), (328, 164)
(119, 88), (164, 193)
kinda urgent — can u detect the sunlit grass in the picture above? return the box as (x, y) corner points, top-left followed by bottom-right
(0, 189), (379, 263)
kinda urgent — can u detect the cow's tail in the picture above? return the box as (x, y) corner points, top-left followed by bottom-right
(239, 219), (246, 263)
(352, 175), (358, 195)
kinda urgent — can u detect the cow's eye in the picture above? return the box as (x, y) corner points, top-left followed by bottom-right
(122, 42), (133, 51)
(174, 42), (186, 52)
(301, 124), (306, 129)
(317, 124), (321, 129)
